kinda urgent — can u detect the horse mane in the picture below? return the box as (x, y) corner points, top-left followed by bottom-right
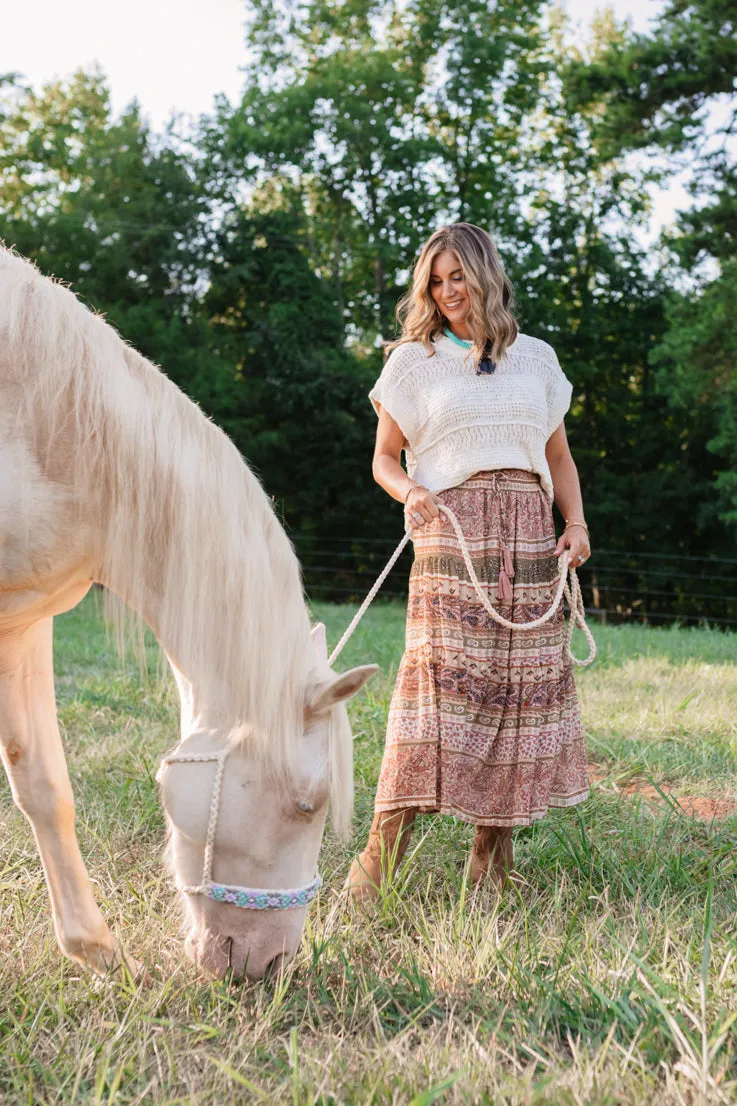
(0, 244), (352, 827)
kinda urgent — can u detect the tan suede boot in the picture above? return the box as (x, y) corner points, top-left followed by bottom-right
(345, 807), (417, 903)
(469, 825), (517, 889)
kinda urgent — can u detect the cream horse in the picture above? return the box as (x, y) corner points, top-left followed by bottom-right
(0, 246), (376, 980)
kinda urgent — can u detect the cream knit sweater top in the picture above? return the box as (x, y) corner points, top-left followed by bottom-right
(369, 331), (573, 501)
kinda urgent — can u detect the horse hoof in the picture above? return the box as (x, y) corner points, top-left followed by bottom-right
(91, 946), (149, 984)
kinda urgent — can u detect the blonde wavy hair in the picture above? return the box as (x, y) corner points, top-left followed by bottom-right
(385, 222), (518, 366)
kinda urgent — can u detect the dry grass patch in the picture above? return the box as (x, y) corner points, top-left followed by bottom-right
(0, 599), (735, 1103)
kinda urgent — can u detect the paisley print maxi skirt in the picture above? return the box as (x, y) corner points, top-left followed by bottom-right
(374, 469), (589, 826)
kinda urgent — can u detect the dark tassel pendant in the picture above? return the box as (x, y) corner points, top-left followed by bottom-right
(476, 339), (496, 374)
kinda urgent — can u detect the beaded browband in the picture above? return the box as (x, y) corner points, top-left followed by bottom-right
(156, 746), (322, 911)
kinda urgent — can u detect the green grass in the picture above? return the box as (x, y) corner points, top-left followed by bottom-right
(1, 594), (736, 1104)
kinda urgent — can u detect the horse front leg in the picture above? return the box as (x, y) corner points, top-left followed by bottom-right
(0, 617), (130, 975)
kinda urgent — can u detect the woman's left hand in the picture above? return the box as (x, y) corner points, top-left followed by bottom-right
(555, 524), (591, 568)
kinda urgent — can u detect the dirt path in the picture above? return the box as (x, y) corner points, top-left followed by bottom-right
(587, 763), (737, 822)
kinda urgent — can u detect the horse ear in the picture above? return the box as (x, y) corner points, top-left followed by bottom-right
(310, 622), (328, 663)
(307, 665), (379, 716)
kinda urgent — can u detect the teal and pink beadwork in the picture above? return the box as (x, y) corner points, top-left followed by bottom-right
(205, 874), (322, 910)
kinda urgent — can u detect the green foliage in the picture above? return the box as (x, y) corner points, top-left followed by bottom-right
(560, 0), (737, 546)
(652, 259), (737, 522)
(1, 0), (736, 600)
(209, 0), (553, 338)
(0, 68), (212, 382)
(563, 0), (737, 158)
(200, 202), (388, 541)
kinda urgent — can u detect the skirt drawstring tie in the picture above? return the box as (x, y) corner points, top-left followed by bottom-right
(490, 472), (515, 604)
(499, 544), (515, 603)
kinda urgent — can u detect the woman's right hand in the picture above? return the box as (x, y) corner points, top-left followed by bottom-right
(405, 485), (442, 529)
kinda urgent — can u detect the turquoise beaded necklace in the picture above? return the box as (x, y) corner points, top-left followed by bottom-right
(443, 327), (496, 373)
(443, 326), (472, 348)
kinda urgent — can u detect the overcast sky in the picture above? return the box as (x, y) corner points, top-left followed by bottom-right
(2, 0), (668, 127)
(2, 0), (691, 237)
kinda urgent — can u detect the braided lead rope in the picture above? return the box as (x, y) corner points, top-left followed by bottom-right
(563, 569), (593, 664)
(440, 505), (596, 666)
(328, 504), (596, 668)
(327, 529), (414, 666)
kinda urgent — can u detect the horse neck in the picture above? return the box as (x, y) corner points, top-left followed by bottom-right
(168, 664), (224, 741)
(2, 247), (312, 752)
(92, 344), (313, 747)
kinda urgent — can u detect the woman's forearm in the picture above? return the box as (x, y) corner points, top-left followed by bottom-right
(549, 450), (586, 522)
(545, 423), (586, 522)
(372, 453), (417, 504)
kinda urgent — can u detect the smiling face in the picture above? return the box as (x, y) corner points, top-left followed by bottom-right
(429, 248), (471, 333)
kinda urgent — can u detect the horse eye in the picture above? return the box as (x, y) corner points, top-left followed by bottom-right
(295, 799), (314, 815)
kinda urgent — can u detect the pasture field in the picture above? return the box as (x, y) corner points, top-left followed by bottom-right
(1, 595), (736, 1105)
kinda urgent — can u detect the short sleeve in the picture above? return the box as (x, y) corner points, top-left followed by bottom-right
(546, 345), (573, 438)
(368, 345), (419, 445)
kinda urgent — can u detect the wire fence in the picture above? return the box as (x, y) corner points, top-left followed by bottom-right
(294, 536), (737, 628)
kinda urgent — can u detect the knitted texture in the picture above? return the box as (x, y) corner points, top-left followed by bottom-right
(369, 332), (573, 500)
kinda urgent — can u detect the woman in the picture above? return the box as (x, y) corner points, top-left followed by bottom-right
(346, 222), (591, 900)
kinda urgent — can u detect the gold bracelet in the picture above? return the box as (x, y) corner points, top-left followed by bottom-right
(404, 484), (423, 503)
(564, 519), (589, 536)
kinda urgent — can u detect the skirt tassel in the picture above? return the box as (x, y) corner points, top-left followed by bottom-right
(498, 544), (515, 602)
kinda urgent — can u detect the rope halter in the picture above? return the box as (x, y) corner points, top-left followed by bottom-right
(156, 746), (322, 910)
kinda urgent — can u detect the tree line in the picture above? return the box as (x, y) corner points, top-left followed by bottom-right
(1, 0), (735, 623)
